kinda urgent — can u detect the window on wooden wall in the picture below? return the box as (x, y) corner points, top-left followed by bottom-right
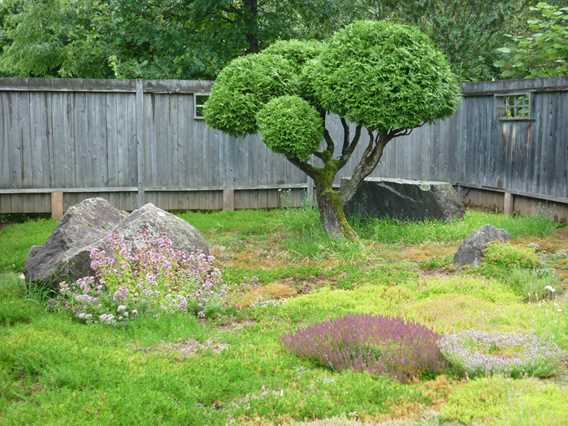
(194, 93), (210, 119)
(495, 93), (532, 121)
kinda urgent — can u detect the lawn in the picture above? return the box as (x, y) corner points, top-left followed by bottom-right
(0, 209), (567, 425)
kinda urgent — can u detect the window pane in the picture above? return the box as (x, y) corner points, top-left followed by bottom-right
(498, 94), (530, 119)
(195, 95), (209, 106)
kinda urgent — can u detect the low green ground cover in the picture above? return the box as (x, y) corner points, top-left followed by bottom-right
(0, 209), (567, 425)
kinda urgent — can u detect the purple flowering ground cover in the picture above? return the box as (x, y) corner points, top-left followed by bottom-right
(282, 315), (446, 383)
(0, 209), (567, 425)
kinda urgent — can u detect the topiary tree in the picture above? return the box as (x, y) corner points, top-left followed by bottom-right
(205, 21), (460, 239)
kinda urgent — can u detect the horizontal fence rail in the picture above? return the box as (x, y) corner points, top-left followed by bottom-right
(0, 77), (567, 220)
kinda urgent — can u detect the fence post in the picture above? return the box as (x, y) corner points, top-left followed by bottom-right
(50, 191), (64, 219)
(135, 79), (145, 208)
(223, 188), (235, 211)
(504, 192), (514, 215)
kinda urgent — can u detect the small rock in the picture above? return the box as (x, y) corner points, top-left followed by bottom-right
(454, 225), (511, 266)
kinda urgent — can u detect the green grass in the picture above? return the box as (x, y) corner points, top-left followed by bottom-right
(2, 209), (559, 274)
(0, 271), (421, 425)
(441, 377), (568, 425)
(0, 219), (57, 273)
(358, 211), (559, 244)
(0, 208), (566, 424)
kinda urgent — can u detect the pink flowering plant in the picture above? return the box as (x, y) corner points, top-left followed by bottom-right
(282, 315), (447, 383)
(57, 230), (225, 325)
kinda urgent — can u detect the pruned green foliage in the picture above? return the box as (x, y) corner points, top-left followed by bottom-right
(262, 40), (325, 109)
(203, 53), (297, 136)
(311, 20), (460, 131)
(256, 95), (323, 160)
(298, 58), (324, 109)
(262, 39), (324, 69)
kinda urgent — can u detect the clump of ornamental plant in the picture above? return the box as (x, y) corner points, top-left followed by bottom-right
(439, 330), (564, 378)
(205, 21), (459, 240)
(281, 314), (446, 382)
(56, 230), (225, 325)
(477, 242), (562, 301)
(483, 242), (540, 270)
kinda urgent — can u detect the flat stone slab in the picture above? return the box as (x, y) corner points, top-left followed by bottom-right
(343, 177), (464, 221)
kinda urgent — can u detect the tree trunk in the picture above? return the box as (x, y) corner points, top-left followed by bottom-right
(315, 182), (358, 240)
(243, 0), (259, 53)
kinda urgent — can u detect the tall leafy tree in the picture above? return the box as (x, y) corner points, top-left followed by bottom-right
(496, 2), (568, 78)
(0, 0), (112, 78)
(367, 0), (531, 82)
(0, 0), (321, 79)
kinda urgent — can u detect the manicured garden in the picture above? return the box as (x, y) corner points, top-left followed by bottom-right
(1, 209), (567, 425)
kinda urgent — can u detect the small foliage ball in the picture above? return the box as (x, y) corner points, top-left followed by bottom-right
(204, 53), (298, 136)
(311, 20), (460, 131)
(256, 96), (323, 160)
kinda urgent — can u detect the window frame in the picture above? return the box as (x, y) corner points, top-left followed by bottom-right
(193, 93), (210, 120)
(494, 92), (534, 122)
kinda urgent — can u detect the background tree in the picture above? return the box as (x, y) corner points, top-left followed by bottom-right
(2, 0), (562, 81)
(496, 2), (568, 78)
(204, 21), (459, 239)
(0, 0), (112, 78)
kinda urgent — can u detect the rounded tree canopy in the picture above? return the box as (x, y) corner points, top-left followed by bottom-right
(311, 20), (460, 131)
(256, 96), (323, 160)
(262, 39), (324, 69)
(203, 53), (298, 136)
(263, 40), (325, 110)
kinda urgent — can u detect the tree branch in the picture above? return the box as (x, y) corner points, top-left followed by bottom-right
(340, 118), (350, 154)
(340, 130), (398, 204)
(286, 155), (319, 178)
(338, 124), (362, 167)
(312, 151), (326, 161)
(323, 129), (335, 159)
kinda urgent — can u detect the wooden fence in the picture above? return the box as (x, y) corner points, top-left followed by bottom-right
(1, 76), (567, 220)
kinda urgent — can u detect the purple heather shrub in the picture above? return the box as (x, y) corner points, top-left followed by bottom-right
(281, 315), (446, 383)
(57, 228), (225, 325)
(439, 330), (564, 378)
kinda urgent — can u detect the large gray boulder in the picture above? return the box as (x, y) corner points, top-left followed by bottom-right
(343, 177), (464, 221)
(24, 198), (208, 287)
(454, 225), (511, 267)
(110, 203), (208, 254)
(24, 198), (127, 285)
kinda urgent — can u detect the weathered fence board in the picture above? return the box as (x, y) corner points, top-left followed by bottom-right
(0, 77), (567, 217)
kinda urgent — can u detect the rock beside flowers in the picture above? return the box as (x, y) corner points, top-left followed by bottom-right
(24, 198), (208, 287)
(24, 198), (127, 285)
(110, 203), (208, 255)
(454, 225), (511, 266)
